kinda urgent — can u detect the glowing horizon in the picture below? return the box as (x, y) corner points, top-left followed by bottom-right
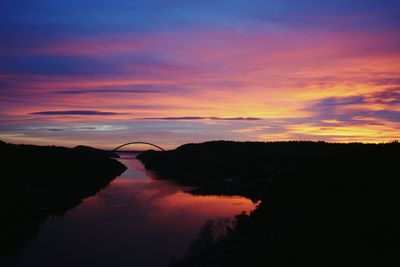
(1, 1), (399, 149)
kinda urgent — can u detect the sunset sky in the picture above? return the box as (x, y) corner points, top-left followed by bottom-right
(1, 0), (399, 149)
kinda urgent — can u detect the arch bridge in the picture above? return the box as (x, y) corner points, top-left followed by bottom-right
(112, 142), (165, 152)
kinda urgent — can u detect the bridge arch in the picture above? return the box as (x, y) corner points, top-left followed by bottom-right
(112, 142), (165, 152)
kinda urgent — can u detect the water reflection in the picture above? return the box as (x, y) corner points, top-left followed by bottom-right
(4, 153), (256, 267)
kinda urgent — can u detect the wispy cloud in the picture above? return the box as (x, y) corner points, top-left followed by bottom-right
(369, 87), (400, 104)
(30, 110), (123, 115)
(1, 0), (400, 146)
(306, 87), (400, 124)
(143, 116), (262, 121)
(53, 89), (161, 94)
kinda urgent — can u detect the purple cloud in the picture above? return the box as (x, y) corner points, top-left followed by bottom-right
(370, 87), (400, 104)
(53, 89), (161, 94)
(307, 88), (400, 124)
(30, 110), (123, 115)
(143, 116), (262, 121)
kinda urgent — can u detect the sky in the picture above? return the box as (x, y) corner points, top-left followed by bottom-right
(1, 0), (400, 149)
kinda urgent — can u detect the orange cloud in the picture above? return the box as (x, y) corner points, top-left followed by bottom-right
(1, 29), (400, 146)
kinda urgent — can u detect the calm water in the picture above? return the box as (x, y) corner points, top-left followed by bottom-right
(4, 153), (256, 267)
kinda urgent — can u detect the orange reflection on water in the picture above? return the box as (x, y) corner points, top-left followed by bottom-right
(11, 154), (258, 267)
(107, 174), (257, 227)
(81, 154), (258, 231)
(160, 191), (256, 218)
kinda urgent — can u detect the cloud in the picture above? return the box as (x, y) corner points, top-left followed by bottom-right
(369, 87), (400, 104)
(52, 89), (161, 94)
(30, 110), (123, 115)
(0, 55), (123, 76)
(313, 96), (365, 108)
(372, 110), (400, 122)
(307, 88), (400, 124)
(143, 116), (262, 121)
(372, 78), (400, 86)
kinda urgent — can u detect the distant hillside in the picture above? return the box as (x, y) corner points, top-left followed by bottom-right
(138, 140), (399, 197)
(138, 141), (400, 266)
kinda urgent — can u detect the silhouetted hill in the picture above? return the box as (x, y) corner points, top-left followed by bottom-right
(0, 141), (126, 255)
(73, 145), (120, 158)
(138, 141), (400, 266)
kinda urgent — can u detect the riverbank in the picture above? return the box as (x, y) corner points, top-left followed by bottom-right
(0, 141), (126, 255)
(138, 141), (400, 266)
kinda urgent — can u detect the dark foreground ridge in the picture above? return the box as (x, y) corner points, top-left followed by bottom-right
(0, 141), (126, 255)
(138, 140), (400, 266)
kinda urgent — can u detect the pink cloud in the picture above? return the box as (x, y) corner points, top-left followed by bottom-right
(2, 29), (400, 145)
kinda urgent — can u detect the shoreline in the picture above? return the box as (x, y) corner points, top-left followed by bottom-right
(138, 140), (400, 266)
(0, 141), (127, 256)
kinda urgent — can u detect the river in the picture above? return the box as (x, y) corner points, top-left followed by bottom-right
(3, 153), (256, 267)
